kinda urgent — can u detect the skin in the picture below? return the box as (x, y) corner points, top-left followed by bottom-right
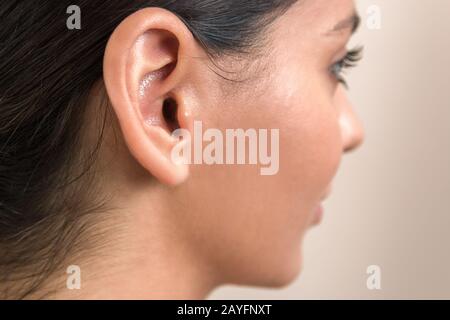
(51, 0), (364, 299)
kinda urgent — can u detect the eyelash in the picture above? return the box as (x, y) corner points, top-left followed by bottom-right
(330, 47), (363, 88)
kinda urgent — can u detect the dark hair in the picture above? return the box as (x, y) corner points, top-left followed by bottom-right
(0, 0), (296, 298)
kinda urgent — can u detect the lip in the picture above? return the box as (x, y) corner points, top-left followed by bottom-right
(311, 185), (333, 226)
(311, 204), (324, 225)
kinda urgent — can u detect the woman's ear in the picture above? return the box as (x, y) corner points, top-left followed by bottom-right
(103, 8), (199, 186)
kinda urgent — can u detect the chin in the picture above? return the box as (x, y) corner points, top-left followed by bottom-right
(266, 254), (303, 289)
(235, 248), (304, 289)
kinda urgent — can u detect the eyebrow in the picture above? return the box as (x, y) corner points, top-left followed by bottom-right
(326, 13), (361, 35)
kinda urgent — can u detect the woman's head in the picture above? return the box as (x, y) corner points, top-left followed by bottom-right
(0, 0), (363, 298)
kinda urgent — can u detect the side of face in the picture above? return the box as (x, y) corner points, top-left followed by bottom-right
(169, 0), (362, 287)
(102, 0), (363, 290)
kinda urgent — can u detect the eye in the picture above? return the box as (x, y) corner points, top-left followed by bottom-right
(329, 47), (363, 88)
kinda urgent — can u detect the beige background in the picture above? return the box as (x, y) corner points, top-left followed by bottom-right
(210, 0), (450, 299)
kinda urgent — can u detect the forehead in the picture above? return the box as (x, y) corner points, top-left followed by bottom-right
(281, 0), (357, 37)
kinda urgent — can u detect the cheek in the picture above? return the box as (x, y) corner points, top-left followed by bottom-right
(175, 80), (342, 285)
(255, 77), (343, 233)
(280, 95), (342, 211)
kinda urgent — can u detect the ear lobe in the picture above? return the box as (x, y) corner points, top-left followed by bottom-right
(103, 8), (193, 186)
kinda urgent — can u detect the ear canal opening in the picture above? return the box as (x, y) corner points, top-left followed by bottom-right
(162, 97), (180, 133)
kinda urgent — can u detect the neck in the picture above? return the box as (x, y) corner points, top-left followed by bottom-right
(43, 207), (220, 299)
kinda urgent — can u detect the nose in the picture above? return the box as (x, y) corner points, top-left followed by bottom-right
(335, 86), (364, 153)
